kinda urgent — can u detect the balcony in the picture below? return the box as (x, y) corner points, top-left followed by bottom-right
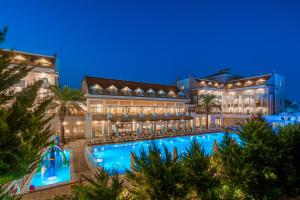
(92, 112), (192, 122)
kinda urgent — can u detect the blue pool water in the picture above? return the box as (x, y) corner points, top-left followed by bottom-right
(91, 132), (240, 174)
(29, 149), (71, 189)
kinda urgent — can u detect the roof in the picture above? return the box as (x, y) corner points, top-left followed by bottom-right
(199, 68), (243, 84)
(84, 76), (185, 99)
(0, 49), (56, 68)
(195, 70), (272, 90)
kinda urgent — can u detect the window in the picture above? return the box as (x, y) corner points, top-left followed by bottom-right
(168, 91), (176, 97)
(121, 86), (132, 95)
(38, 77), (48, 83)
(34, 58), (52, 67)
(244, 80), (253, 87)
(106, 85), (118, 95)
(158, 89), (166, 96)
(90, 84), (102, 94)
(178, 91), (185, 97)
(13, 55), (26, 63)
(135, 88), (144, 96)
(146, 88), (155, 96)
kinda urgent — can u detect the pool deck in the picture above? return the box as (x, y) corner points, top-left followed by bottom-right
(21, 139), (91, 200)
(89, 128), (226, 146)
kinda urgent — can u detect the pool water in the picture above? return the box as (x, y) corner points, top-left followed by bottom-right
(29, 149), (71, 189)
(91, 132), (240, 174)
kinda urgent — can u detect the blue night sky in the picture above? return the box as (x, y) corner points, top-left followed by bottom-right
(1, 0), (300, 100)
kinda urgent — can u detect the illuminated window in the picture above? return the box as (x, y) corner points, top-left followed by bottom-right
(200, 81), (206, 86)
(146, 88), (155, 96)
(13, 55), (26, 63)
(168, 91), (176, 97)
(34, 58), (52, 67)
(257, 79), (266, 85)
(226, 84), (233, 89)
(106, 85), (118, 95)
(121, 86), (132, 95)
(90, 84), (102, 94)
(244, 80), (253, 86)
(134, 88), (144, 96)
(158, 89), (166, 96)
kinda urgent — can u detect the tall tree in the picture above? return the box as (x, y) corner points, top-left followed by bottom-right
(181, 140), (217, 199)
(51, 86), (85, 144)
(126, 144), (188, 200)
(0, 29), (53, 198)
(195, 94), (221, 129)
(237, 115), (282, 199)
(211, 133), (254, 200)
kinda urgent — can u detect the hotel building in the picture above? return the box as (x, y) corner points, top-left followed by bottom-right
(1, 49), (286, 140)
(0, 49), (58, 101)
(177, 68), (285, 126)
(81, 76), (193, 141)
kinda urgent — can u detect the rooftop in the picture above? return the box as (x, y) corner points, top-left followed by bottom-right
(0, 49), (56, 68)
(84, 76), (186, 99)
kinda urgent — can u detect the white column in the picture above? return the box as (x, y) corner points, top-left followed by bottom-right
(85, 113), (93, 139)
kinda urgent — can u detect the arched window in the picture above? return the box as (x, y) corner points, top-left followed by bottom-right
(146, 88), (155, 96)
(106, 85), (118, 95)
(121, 86), (132, 95)
(135, 88), (144, 96)
(90, 84), (102, 94)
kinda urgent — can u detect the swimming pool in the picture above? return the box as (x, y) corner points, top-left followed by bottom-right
(91, 132), (240, 174)
(29, 149), (71, 189)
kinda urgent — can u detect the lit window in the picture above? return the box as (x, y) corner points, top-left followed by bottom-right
(34, 58), (52, 67)
(244, 80), (253, 86)
(134, 88), (144, 96)
(13, 55), (26, 62)
(257, 79), (266, 85)
(121, 86), (132, 95)
(168, 91), (176, 97)
(227, 84), (233, 89)
(158, 89), (166, 96)
(146, 88), (155, 96)
(106, 85), (118, 95)
(90, 84), (102, 94)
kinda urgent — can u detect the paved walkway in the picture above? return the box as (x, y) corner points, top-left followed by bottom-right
(21, 139), (91, 200)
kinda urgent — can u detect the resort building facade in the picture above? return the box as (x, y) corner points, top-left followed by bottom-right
(2, 49), (287, 140)
(81, 76), (193, 142)
(177, 68), (285, 125)
(0, 49), (58, 102)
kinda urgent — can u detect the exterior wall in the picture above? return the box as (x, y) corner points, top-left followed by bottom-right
(84, 96), (192, 139)
(274, 74), (285, 114)
(180, 73), (286, 116)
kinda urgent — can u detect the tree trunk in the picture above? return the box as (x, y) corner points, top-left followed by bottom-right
(59, 115), (65, 144)
(206, 113), (209, 130)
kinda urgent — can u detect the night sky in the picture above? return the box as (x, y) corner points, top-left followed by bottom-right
(1, 0), (300, 100)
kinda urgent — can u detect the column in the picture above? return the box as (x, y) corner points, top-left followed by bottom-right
(84, 113), (93, 139)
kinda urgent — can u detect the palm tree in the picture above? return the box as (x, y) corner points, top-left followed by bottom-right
(51, 86), (85, 144)
(195, 94), (221, 129)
